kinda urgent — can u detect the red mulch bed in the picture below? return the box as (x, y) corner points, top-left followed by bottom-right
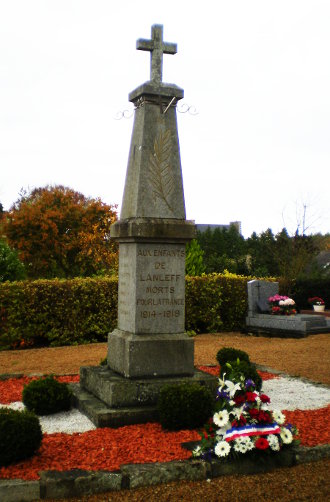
(0, 367), (329, 481)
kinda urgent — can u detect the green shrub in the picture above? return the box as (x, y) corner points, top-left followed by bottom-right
(0, 408), (42, 466)
(0, 239), (26, 282)
(289, 278), (330, 310)
(221, 359), (262, 391)
(22, 376), (72, 415)
(157, 382), (214, 430)
(0, 277), (118, 349)
(216, 347), (250, 367)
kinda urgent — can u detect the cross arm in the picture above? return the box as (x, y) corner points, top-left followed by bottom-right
(136, 39), (153, 51)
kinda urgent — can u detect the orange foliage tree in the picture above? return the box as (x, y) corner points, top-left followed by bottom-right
(4, 186), (118, 278)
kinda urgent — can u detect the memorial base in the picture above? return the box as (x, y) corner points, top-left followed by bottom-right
(71, 366), (218, 428)
(107, 329), (194, 378)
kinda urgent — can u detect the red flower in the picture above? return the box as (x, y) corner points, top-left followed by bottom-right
(234, 395), (245, 405)
(255, 437), (269, 450)
(249, 408), (259, 418)
(260, 394), (270, 404)
(239, 415), (247, 425)
(246, 392), (257, 402)
(258, 410), (272, 423)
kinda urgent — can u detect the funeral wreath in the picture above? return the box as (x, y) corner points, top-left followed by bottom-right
(193, 361), (298, 461)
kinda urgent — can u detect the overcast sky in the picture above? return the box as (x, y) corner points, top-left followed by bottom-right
(1, 0), (329, 238)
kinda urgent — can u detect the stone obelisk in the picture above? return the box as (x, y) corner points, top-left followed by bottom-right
(108, 24), (195, 378)
(73, 25), (217, 427)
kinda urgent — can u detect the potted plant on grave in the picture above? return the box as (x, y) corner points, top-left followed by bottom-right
(308, 297), (325, 312)
(268, 294), (297, 316)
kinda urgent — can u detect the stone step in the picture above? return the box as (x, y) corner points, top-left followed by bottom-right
(79, 366), (218, 409)
(71, 367), (218, 428)
(70, 383), (159, 428)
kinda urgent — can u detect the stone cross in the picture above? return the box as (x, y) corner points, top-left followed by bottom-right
(137, 24), (177, 83)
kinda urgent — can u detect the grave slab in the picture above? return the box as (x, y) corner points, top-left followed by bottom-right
(246, 280), (330, 337)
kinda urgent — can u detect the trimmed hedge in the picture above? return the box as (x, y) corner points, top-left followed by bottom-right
(0, 278), (118, 349)
(3, 273), (326, 349)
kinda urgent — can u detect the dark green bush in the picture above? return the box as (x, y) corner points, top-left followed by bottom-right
(0, 408), (42, 466)
(290, 278), (330, 310)
(22, 376), (72, 415)
(157, 382), (214, 431)
(221, 359), (262, 391)
(216, 347), (250, 367)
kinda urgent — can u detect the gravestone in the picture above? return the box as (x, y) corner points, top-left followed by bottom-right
(71, 25), (217, 427)
(247, 280), (278, 316)
(246, 280), (329, 338)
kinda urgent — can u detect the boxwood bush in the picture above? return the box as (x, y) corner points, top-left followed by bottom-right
(0, 408), (42, 466)
(216, 347), (250, 367)
(22, 376), (72, 415)
(157, 382), (214, 430)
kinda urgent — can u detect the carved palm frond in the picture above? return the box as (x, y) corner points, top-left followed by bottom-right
(149, 130), (174, 212)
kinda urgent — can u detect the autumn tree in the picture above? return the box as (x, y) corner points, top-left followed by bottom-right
(3, 186), (118, 278)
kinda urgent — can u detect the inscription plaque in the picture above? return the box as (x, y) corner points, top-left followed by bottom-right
(118, 242), (186, 334)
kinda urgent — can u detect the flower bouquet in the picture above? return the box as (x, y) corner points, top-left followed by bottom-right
(308, 297), (324, 306)
(193, 365), (298, 461)
(268, 294), (297, 315)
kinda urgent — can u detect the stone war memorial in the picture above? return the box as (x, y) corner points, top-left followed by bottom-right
(72, 25), (217, 427)
(246, 280), (330, 338)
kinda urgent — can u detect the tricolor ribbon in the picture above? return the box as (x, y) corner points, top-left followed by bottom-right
(224, 423), (281, 442)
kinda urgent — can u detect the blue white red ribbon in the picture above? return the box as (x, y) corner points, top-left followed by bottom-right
(224, 423), (281, 442)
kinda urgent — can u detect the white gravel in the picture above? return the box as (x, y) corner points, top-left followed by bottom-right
(262, 377), (330, 411)
(1, 376), (329, 433)
(0, 402), (96, 434)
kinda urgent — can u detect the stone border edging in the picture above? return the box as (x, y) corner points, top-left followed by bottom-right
(0, 444), (329, 501)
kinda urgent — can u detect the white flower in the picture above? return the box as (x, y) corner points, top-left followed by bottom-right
(268, 434), (280, 451)
(272, 410), (285, 425)
(234, 441), (248, 453)
(224, 380), (241, 398)
(216, 426), (229, 438)
(235, 436), (254, 451)
(218, 373), (227, 390)
(192, 446), (202, 457)
(230, 405), (245, 420)
(280, 427), (293, 444)
(213, 410), (229, 428)
(279, 298), (295, 306)
(245, 438), (255, 451)
(215, 440), (231, 457)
